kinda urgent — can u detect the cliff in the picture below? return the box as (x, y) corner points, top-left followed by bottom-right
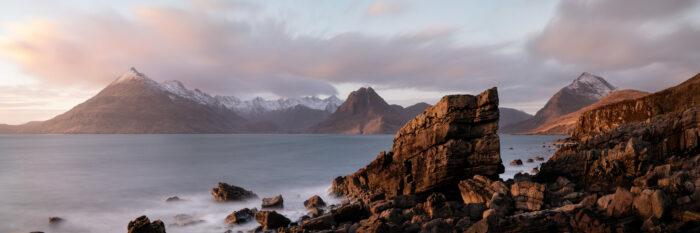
(331, 87), (502, 198)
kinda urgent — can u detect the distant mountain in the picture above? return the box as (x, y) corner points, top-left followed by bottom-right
(308, 87), (429, 134)
(4, 68), (251, 133)
(216, 95), (343, 115)
(244, 105), (332, 133)
(500, 72), (616, 133)
(527, 89), (649, 135)
(498, 108), (533, 129)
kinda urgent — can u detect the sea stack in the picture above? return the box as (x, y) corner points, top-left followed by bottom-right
(332, 87), (502, 198)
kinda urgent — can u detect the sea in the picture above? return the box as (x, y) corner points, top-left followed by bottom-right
(0, 134), (563, 233)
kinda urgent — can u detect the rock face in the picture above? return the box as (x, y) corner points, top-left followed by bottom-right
(211, 182), (257, 202)
(308, 87), (429, 134)
(527, 89), (648, 135)
(511, 181), (545, 211)
(536, 74), (700, 192)
(255, 211), (291, 230)
(501, 72), (616, 133)
(127, 216), (166, 233)
(332, 88), (502, 198)
(458, 175), (508, 206)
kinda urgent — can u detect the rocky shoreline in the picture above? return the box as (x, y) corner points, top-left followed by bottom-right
(117, 74), (700, 232)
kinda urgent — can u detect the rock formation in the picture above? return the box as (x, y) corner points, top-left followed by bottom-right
(304, 195), (326, 209)
(261, 195), (284, 209)
(211, 182), (257, 202)
(225, 208), (257, 225)
(255, 211), (291, 230)
(127, 216), (166, 233)
(332, 87), (502, 198)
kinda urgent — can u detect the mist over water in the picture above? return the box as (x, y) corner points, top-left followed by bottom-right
(0, 134), (561, 233)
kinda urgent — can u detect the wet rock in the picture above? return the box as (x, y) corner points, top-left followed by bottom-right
(48, 216), (63, 224)
(225, 208), (256, 225)
(170, 214), (204, 227)
(534, 156), (545, 161)
(303, 195), (326, 209)
(127, 215), (166, 233)
(261, 195), (284, 209)
(254, 211), (290, 230)
(332, 88), (503, 198)
(165, 196), (181, 202)
(509, 159), (523, 166)
(526, 159), (534, 163)
(606, 188), (634, 217)
(633, 189), (667, 219)
(511, 181), (545, 211)
(211, 182), (257, 202)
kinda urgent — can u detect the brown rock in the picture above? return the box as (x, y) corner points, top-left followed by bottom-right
(127, 215), (166, 233)
(488, 192), (513, 216)
(48, 216), (63, 224)
(254, 211), (290, 230)
(300, 214), (336, 231)
(606, 188), (634, 217)
(332, 202), (368, 223)
(633, 189), (667, 219)
(526, 159), (534, 163)
(332, 88), (503, 198)
(211, 182), (257, 202)
(303, 195), (326, 209)
(224, 208), (256, 225)
(511, 181), (545, 211)
(510, 159), (523, 166)
(458, 175), (508, 206)
(262, 195), (284, 209)
(534, 156), (545, 161)
(420, 219), (454, 233)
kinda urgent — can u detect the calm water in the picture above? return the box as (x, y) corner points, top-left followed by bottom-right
(0, 134), (561, 233)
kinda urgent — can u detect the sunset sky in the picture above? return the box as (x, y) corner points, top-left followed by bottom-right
(1, 0), (699, 124)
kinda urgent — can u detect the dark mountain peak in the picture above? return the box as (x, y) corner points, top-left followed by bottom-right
(338, 86), (390, 114)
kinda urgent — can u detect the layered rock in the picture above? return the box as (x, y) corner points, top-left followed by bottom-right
(255, 211), (291, 230)
(261, 195), (284, 209)
(458, 175), (509, 206)
(511, 181), (545, 211)
(225, 208), (256, 225)
(332, 88), (502, 198)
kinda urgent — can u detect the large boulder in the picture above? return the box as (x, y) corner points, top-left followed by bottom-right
(606, 188), (634, 217)
(633, 189), (667, 219)
(225, 208), (256, 225)
(332, 88), (503, 198)
(254, 211), (291, 230)
(304, 195), (326, 209)
(211, 182), (257, 202)
(127, 216), (166, 233)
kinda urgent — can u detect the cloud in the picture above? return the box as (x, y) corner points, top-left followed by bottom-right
(529, 0), (700, 91)
(366, 1), (408, 17)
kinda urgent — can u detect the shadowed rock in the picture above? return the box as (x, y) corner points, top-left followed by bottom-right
(127, 216), (166, 233)
(255, 211), (290, 230)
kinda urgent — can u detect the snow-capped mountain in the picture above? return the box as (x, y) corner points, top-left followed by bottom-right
(563, 72), (616, 99)
(215, 95), (343, 115)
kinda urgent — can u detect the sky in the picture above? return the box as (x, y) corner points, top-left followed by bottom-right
(0, 0), (699, 124)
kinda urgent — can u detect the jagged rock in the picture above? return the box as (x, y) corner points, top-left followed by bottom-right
(488, 192), (513, 216)
(262, 195), (284, 209)
(509, 159), (523, 166)
(225, 208), (256, 225)
(332, 88), (503, 198)
(308, 207), (324, 218)
(633, 189), (667, 219)
(211, 182), (257, 202)
(304, 195), (326, 209)
(254, 211), (290, 230)
(127, 216), (166, 233)
(511, 181), (545, 211)
(355, 217), (390, 233)
(379, 208), (404, 225)
(606, 188), (634, 217)
(458, 175), (509, 206)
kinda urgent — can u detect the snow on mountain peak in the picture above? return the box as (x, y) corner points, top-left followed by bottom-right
(565, 72), (617, 99)
(159, 80), (218, 106)
(215, 95), (344, 114)
(113, 67), (151, 83)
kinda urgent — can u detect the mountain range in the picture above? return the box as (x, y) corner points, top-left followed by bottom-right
(0, 68), (427, 134)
